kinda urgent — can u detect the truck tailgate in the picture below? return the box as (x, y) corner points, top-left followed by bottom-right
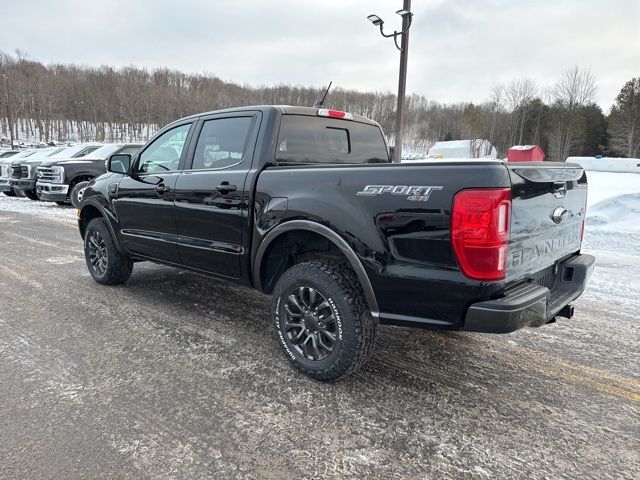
(506, 162), (587, 282)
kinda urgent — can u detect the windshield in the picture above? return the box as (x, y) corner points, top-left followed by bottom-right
(26, 147), (65, 159)
(48, 145), (90, 158)
(84, 144), (123, 159)
(9, 150), (37, 159)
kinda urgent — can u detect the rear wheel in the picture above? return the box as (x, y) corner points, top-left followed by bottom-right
(84, 218), (133, 285)
(272, 260), (376, 381)
(70, 180), (91, 208)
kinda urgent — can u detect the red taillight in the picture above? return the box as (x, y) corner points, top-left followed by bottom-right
(451, 188), (511, 281)
(317, 108), (353, 120)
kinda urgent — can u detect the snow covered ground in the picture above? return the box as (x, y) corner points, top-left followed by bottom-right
(585, 171), (639, 234)
(0, 195), (77, 225)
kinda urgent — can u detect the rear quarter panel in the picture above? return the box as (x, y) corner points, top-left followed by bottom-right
(254, 161), (512, 326)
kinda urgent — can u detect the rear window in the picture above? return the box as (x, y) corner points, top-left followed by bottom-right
(276, 115), (389, 164)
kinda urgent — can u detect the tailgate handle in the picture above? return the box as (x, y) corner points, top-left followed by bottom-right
(552, 182), (567, 198)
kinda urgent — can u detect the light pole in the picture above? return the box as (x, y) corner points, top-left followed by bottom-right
(367, 0), (413, 163)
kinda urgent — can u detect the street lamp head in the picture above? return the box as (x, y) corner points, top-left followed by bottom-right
(367, 14), (384, 26)
(396, 9), (413, 19)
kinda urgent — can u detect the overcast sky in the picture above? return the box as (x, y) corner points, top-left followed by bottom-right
(1, 0), (637, 111)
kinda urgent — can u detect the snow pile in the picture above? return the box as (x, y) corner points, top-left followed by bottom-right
(568, 156), (640, 174)
(585, 171), (640, 234)
(587, 194), (640, 233)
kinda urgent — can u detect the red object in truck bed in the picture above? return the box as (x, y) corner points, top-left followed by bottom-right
(508, 145), (545, 162)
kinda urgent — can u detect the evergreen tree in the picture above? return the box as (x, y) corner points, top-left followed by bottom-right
(607, 77), (640, 158)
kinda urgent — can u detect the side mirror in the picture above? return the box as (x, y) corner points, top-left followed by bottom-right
(107, 154), (131, 174)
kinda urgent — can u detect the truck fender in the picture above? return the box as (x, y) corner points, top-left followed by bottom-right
(79, 198), (124, 253)
(253, 220), (380, 318)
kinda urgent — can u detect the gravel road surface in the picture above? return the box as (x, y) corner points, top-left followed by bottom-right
(0, 200), (638, 479)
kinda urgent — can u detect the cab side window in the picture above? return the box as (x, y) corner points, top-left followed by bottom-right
(191, 117), (253, 170)
(137, 123), (191, 174)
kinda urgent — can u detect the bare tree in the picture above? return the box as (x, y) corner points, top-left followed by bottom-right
(547, 67), (598, 161)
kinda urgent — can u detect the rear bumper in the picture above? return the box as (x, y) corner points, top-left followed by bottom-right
(36, 182), (69, 201)
(463, 253), (595, 333)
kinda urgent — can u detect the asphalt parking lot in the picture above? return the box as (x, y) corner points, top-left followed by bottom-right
(0, 207), (638, 479)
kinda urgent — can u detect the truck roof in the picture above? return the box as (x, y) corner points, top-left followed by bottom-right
(173, 105), (380, 128)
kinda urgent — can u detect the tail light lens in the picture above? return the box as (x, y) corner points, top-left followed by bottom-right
(451, 188), (511, 281)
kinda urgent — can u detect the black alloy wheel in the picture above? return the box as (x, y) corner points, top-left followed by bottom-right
(283, 286), (338, 361)
(87, 230), (108, 276)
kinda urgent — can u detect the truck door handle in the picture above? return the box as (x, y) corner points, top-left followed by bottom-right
(215, 183), (237, 193)
(155, 184), (170, 194)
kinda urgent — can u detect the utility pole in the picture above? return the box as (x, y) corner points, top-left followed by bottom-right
(2, 74), (15, 147)
(393, 0), (411, 163)
(366, 1), (413, 163)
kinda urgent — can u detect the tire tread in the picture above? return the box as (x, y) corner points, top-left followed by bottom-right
(85, 218), (133, 285)
(273, 260), (376, 381)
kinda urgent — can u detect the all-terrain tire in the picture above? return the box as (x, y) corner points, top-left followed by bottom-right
(272, 260), (376, 381)
(70, 181), (90, 208)
(84, 217), (133, 285)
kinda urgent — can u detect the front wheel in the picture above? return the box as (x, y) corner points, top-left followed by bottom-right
(272, 260), (377, 381)
(70, 181), (91, 208)
(84, 218), (133, 285)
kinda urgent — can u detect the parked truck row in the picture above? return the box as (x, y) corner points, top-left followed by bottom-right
(0, 143), (142, 206)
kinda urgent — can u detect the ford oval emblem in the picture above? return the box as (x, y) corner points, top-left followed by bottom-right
(551, 207), (569, 224)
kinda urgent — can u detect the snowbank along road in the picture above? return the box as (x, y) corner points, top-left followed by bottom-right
(0, 173), (638, 479)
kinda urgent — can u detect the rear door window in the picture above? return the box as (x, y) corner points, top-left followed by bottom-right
(276, 115), (389, 164)
(190, 117), (254, 170)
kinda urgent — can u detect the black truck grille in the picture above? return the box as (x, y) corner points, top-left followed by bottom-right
(10, 165), (28, 179)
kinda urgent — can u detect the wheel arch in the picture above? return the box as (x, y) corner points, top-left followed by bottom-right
(69, 173), (95, 187)
(254, 220), (379, 317)
(78, 199), (123, 253)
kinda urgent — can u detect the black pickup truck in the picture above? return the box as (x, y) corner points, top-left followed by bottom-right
(78, 106), (594, 381)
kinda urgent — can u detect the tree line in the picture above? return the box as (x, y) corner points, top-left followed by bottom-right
(1, 51), (638, 160)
